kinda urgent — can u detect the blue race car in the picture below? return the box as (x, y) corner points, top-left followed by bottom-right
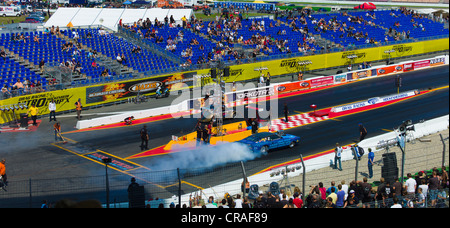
(238, 131), (300, 154)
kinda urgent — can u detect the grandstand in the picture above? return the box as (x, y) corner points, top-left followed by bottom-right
(65, 28), (178, 84)
(0, 4), (448, 98)
(214, 1), (276, 11)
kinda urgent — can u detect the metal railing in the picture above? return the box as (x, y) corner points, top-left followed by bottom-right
(0, 130), (447, 208)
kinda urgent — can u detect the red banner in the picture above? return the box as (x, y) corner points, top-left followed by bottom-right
(403, 62), (414, 72)
(275, 80), (311, 94)
(413, 60), (430, 70)
(377, 65), (403, 76)
(310, 76), (334, 87)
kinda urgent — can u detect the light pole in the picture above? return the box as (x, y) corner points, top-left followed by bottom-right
(384, 49), (395, 65)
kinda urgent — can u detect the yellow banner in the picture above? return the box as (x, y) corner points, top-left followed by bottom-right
(225, 38), (449, 82)
(0, 87), (86, 124)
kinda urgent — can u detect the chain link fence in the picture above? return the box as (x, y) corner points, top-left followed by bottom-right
(0, 130), (448, 208)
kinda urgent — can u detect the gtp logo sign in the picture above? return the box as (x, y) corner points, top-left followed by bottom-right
(367, 97), (380, 105)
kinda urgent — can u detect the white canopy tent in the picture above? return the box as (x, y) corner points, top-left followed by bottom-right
(44, 7), (194, 31)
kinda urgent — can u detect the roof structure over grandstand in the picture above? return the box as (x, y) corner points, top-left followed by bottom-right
(43, 7), (194, 31)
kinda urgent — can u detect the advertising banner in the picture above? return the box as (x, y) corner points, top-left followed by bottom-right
(403, 62), (414, 72)
(377, 65), (403, 76)
(429, 56), (446, 66)
(225, 38), (448, 82)
(413, 60), (430, 70)
(274, 80), (311, 94)
(331, 90), (419, 113)
(333, 74), (347, 84)
(346, 69), (377, 81)
(310, 76), (334, 87)
(0, 87), (86, 124)
(86, 72), (196, 104)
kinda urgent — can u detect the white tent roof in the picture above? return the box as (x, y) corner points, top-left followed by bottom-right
(414, 8), (440, 15)
(44, 7), (193, 31)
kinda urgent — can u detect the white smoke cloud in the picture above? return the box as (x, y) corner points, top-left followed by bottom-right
(147, 142), (263, 171)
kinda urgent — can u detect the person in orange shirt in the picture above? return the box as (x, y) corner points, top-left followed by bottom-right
(0, 159), (6, 188)
(75, 98), (82, 120)
(54, 122), (63, 141)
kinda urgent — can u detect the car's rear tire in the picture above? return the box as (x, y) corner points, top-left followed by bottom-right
(260, 146), (269, 155)
(289, 141), (295, 148)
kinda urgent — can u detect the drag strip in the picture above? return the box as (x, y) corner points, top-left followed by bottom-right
(52, 65), (449, 188)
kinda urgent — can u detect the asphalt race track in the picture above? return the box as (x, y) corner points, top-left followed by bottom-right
(0, 65), (448, 205)
(64, 65), (449, 170)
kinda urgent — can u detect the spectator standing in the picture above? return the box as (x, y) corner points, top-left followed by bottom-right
(415, 171), (426, 193)
(334, 143), (343, 171)
(280, 194), (289, 208)
(392, 178), (403, 200)
(336, 184), (346, 208)
(367, 148), (374, 178)
(283, 103), (289, 123)
(265, 72), (271, 86)
(404, 173), (417, 199)
(326, 181), (338, 196)
(341, 180), (349, 201)
(196, 122), (202, 146)
(358, 123), (367, 141)
(359, 177), (373, 208)
(418, 179), (428, 206)
(75, 98), (83, 120)
(328, 187), (337, 205)
(127, 177), (139, 192)
(428, 171), (440, 207)
(27, 104), (39, 126)
(241, 177), (250, 195)
(140, 125), (149, 150)
(318, 182), (327, 202)
(416, 187), (426, 208)
(234, 194), (243, 208)
(202, 125), (209, 144)
(374, 177), (386, 202)
(441, 166), (448, 189)
(292, 192), (303, 208)
(48, 99), (57, 122)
